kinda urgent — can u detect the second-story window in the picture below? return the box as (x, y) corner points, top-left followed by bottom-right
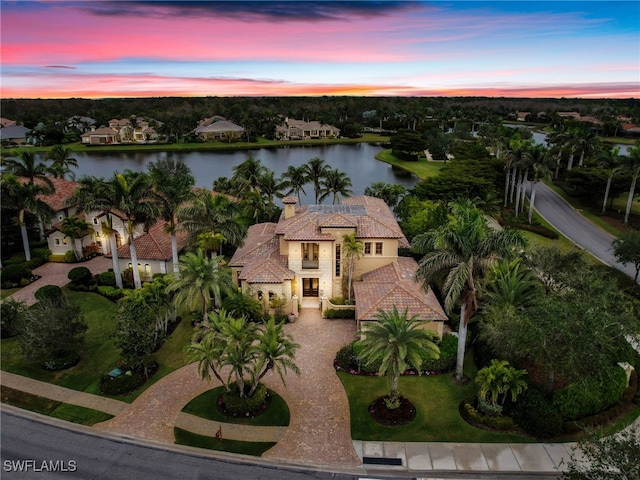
(364, 242), (372, 255)
(335, 244), (341, 277)
(375, 242), (383, 255)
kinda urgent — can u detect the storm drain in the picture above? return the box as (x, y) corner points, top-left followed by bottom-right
(363, 456), (403, 466)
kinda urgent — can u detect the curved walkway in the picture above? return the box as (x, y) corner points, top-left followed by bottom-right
(7, 255), (113, 306)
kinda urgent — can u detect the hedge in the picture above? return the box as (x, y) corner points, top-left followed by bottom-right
(43, 351), (80, 371)
(96, 271), (117, 287)
(421, 334), (457, 373)
(0, 264), (31, 284)
(68, 266), (92, 285)
(510, 387), (564, 438)
(460, 400), (515, 430)
(34, 285), (63, 302)
(323, 308), (355, 319)
(219, 383), (268, 417)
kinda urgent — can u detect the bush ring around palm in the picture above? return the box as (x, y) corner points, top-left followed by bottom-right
(218, 383), (270, 418)
(368, 395), (416, 426)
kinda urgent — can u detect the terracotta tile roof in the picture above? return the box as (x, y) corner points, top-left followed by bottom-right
(354, 257), (447, 323)
(195, 120), (244, 134)
(275, 196), (409, 246)
(81, 127), (118, 137)
(115, 219), (188, 261)
(229, 223), (294, 284)
(34, 177), (80, 211)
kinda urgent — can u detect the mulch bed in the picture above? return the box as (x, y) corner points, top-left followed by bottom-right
(368, 395), (416, 426)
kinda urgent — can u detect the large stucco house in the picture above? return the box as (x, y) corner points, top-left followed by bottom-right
(229, 195), (447, 335)
(194, 116), (245, 142)
(275, 118), (340, 140)
(81, 117), (160, 145)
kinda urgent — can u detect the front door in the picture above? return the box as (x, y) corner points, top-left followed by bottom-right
(302, 278), (319, 297)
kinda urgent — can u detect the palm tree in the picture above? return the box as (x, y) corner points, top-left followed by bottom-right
(475, 359), (527, 406)
(318, 168), (353, 204)
(111, 171), (158, 289)
(67, 176), (124, 288)
(166, 250), (232, 323)
(231, 156), (267, 195)
(280, 165), (309, 205)
(304, 157), (330, 204)
(364, 182), (406, 211)
(341, 233), (363, 304)
(622, 143), (640, 226)
(412, 200), (526, 381)
(148, 158), (195, 275)
(3, 150), (55, 243)
(46, 145), (78, 180)
(221, 314), (259, 398)
(483, 258), (540, 310)
(178, 189), (246, 249)
(597, 146), (623, 214)
(196, 232), (227, 258)
(526, 145), (552, 224)
(59, 216), (92, 260)
(1, 173), (53, 261)
(356, 306), (440, 407)
(249, 317), (300, 396)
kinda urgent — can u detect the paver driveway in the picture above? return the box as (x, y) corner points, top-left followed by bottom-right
(96, 309), (361, 468)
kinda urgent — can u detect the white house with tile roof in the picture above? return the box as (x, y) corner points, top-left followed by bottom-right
(275, 118), (340, 140)
(229, 195), (447, 334)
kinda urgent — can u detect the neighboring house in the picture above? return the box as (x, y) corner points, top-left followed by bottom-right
(0, 125), (31, 145)
(35, 177), (132, 258)
(80, 117), (160, 144)
(275, 118), (340, 140)
(516, 112), (530, 121)
(67, 116), (96, 133)
(622, 123), (640, 137)
(229, 195), (447, 333)
(194, 118), (244, 142)
(0, 118), (17, 128)
(112, 220), (188, 281)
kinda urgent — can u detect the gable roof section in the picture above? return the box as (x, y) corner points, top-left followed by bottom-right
(354, 257), (447, 323)
(0, 125), (30, 140)
(34, 177), (80, 211)
(81, 127), (118, 137)
(195, 120), (244, 134)
(115, 220), (188, 261)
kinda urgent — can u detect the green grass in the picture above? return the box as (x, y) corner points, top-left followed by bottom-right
(1, 288), (20, 300)
(338, 350), (532, 444)
(1, 385), (113, 426)
(182, 387), (290, 426)
(375, 149), (444, 179)
(174, 427), (275, 456)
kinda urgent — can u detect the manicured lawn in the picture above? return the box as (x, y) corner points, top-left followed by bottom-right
(375, 149), (444, 179)
(1, 288), (20, 300)
(338, 353), (532, 444)
(182, 387), (290, 426)
(1, 385), (113, 426)
(174, 428), (275, 456)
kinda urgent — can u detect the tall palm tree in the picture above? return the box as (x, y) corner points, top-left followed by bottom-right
(148, 158), (195, 275)
(622, 143), (640, 226)
(1, 173), (54, 261)
(596, 146), (624, 214)
(166, 250), (232, 323)
(46, 145), (78, 180)
(3, 151), (55, 243)
(67, 176), (124, 288)
(111, 171), (158, 289)
(342, 233), (363, 304)
(231, 157), (267, 195)
(356, 306), (440, 406)
(221, 314), (259, 398)
(526, 145), (552, 224)
(280, 165), (309, 205)
(413, 200), (526, 381)
(59, 216), (92, 260)
(177, 189), (246, 249)
(318, 168), (353, 204)
(304, 157), (330, 204)
(249, 317), (300, 396)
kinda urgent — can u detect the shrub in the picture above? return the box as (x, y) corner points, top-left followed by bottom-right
(219, 383), (268, 417)
(96, 271), (117, 287)
(68, 266), (92, 285)
(421, 334), (457, 373)
(31, 247), (51, 260)
(552, 367), (628, 421)
(335, 343), (359, 371)
(34, 285), (63, 302)
(328, 297), (350, 305)
(64, 250), (77, 263)
(476, 394), (504, 417)
(98, 370), (145, 396)
(511, 387), (563, 438)
(4, 254), (26, 265)
(1, 298), (27, 338)
(23, 257), (47, 270)
(0, 264), (30, 284)
(97, 286), (125, 301)
(460, 400), (514, 430)
(43, 351), (80, 371)
(352, 341), (382, 373)
(323, 308), (355, 319)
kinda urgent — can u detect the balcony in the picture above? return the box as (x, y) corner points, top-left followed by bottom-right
(302, 260), (319, 269)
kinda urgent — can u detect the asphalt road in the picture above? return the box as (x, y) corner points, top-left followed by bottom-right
(0, 410), (357, 480)
(530, 182), (638, 282)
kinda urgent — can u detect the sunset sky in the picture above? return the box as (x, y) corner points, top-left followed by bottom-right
(1, 1), (638, 99)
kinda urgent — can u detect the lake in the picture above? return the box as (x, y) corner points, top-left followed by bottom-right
(61, 143), (418, 204)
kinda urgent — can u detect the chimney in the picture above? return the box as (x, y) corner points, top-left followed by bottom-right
(283, 196), (297, 219)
